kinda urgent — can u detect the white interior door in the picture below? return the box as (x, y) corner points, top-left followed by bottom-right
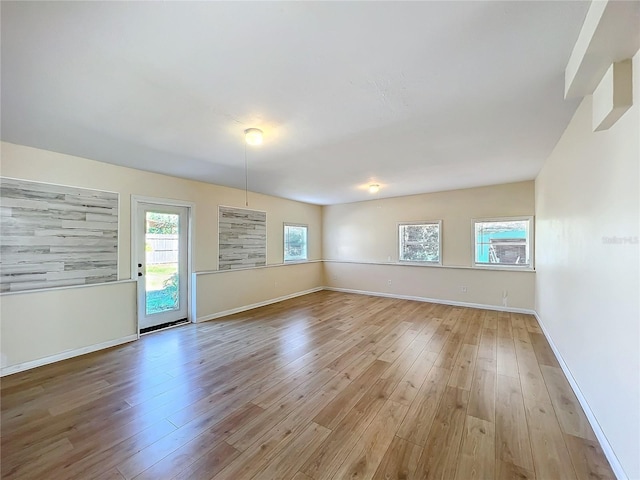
(135, 202), (189, 331)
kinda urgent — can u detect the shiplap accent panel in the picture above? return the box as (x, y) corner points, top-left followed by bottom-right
(0, 177), (118, 292)
(218, 206), (266, 270)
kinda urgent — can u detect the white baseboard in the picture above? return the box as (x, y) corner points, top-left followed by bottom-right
(533, 312), (626, 480)
(323, 286), (536, 314)
(1, 334), (138, 377)
(197, 287), (324, 322)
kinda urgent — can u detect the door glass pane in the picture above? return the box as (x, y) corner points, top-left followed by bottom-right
(145, 212), (180, 315)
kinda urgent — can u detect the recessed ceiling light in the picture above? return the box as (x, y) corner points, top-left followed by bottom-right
(368, 184), (380, 194)
(244, 128), (263, 146)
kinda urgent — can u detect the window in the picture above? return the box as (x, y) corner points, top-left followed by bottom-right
(399, 221), (441, 264)
(473, 217), (533, 268)
(284, 224), (308, 262)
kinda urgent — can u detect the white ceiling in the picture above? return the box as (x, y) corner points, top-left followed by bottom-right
(1, 1), (589, 205)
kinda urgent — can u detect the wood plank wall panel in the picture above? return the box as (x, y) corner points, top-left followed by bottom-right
(0, 177), (118, 292)
(218, 206), (266, 270)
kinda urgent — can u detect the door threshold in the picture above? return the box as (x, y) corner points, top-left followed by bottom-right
(140, 318), (189, 335)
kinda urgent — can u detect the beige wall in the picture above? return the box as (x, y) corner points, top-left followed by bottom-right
(325, 262), (534, 310)
(0, 142), (323, 273)
(535, 52), (640, 479)
(323, 182), (536, 310)
(1, 281), (137, 370)
(323, 181), (534, 265)
(0, 142), (323, 371)
(196, 262), (322, 321)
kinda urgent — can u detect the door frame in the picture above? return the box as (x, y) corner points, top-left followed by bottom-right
(131, 195), (195, 336)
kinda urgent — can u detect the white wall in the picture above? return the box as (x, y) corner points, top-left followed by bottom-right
(0, 142), (323, 372)
(535, 52), (640, 479)
(323, 182), (536, 310)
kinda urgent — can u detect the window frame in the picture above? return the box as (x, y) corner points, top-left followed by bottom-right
(283, 223), (309, 263)
(472, 216), (534, 270)
(397, 220), (442, 265)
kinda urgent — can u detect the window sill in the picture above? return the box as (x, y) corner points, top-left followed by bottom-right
(473, 264), (534, 272)
(324, 259), (535, 272)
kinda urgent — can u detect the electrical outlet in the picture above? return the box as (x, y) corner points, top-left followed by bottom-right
(461, 286), (468, 293)
(387, 280), (392, 286)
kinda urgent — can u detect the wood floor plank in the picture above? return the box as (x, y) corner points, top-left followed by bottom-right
(510, 313), (534, 353)
(292, 472), (314, 480)
(301, 381), (390, 479)
(495, 374), (534, 471)
(414, 386), (470, 479)
(525, 400), (577, 480)
(169, 441), (240, 480)
(454, 416), (495, 480)
(515, 346), (553, 407)
(483, 310), (498, 330)
(227, 368), (338, 451)
(132, 402), (264, 480)
(377, 328), (420, 363)
(529, 332), (560, 367)
(0, 291), (611, 480)
(524, 315), (543, 334)
(540, 365), (596, 440)
(496, 460), (536, 480)
(312, 360), (390, 430)
(1, 437), (74, 479)
(252, 422), (331, 480)
(388, 349), (437, 406)
(496, 335), (519, 378)
(371, 436), (422, 480)
(477, 327), (497, 362)
(396, 366), (450, 446)
(379, 336), (428, 383)
(467, 357), (496, 423)
(563, 433), (615, 480)
(213, 388), (340, 480)
(56, 419), (177, 480)
(97, 468), (127, 480)
(331, 400), (409, 480)
(447, 343), (478, 390)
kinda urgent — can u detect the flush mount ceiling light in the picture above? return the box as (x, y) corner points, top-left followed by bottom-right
(242, 127), (264, 207)
(368, 184), (380, 194)
(244, 128), (263, 146)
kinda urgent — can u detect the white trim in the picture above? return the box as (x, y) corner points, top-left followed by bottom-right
(0, 175), (119, 195)
(0, 334), (138, 377)
(0, 279), (136, 296)
(197, 287), (323, 322)
(323, 286), (535, 314)
(196, 259), (323, 276)
(322, 259), (535, 273)
(130, 194), (196, 208)
(533, 312), (627, 480)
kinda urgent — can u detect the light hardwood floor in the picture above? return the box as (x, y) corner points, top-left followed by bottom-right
(1, 291), (615, 480)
